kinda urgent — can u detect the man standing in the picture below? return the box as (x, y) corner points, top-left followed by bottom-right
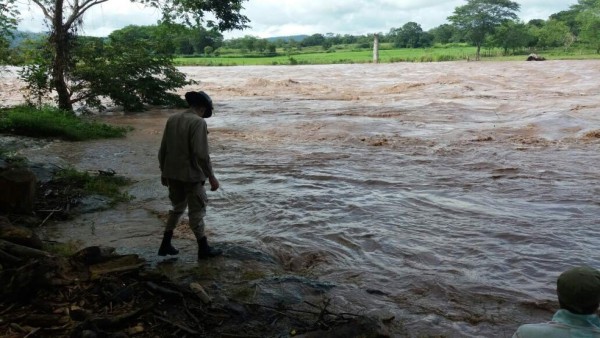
(513, 266), (600, 337)
(158, 91), (222, 259)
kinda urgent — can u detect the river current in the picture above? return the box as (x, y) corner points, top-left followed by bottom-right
(2, 61), (600, 337)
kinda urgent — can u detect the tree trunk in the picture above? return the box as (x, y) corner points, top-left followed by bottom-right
(0, 239), (53, 259)
(476, 43), (481, 61)
(51, 0), (73, 112)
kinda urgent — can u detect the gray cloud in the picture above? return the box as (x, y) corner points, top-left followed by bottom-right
(16, 0), (577, 38)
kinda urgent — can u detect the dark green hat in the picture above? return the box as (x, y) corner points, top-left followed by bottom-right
(184, 91), (213, 118)
(557, 266), (600, 314)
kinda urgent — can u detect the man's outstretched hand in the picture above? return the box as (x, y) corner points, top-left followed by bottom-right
(209, 176), (219, 191)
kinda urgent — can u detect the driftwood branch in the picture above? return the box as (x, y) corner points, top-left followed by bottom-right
(91, 305), (152, 330)
(0, 248), (22, 265)
(0, 239), (53, 259)
(38, 209), (59, 227)
(154, 314), (199, 335)
(145, 281), (182, 298)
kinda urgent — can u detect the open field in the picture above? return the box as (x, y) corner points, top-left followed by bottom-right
(175, 46), (600, 66)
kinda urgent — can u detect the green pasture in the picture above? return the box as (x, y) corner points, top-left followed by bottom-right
(174, 46), (479, 66)
(174, 45), (600, 66)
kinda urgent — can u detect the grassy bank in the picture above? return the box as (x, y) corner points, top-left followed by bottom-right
(0, 105), (130, 141)
(175, 45), (600, 66)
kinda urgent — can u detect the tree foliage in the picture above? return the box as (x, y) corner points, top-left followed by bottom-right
(489, 20), (532, 54)
(550, 9), (582, 36)
(429, 24), (461, 44)
(106, 23), (223, 56)
(575, 0), (600, 53)
(536, 20), (572, 48)
(390, 22), (432, 48)
(73, 35), (190, 112)
(21, 0), (249, 112)
(20, 32), (191, 112)
(0, 0), (19, 64)
(448, 0), (520, 60)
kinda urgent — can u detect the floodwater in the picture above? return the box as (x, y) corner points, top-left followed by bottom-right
(2, 61), (600, 337)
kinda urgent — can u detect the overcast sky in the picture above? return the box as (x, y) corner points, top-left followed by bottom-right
(16, 0), (577, 39)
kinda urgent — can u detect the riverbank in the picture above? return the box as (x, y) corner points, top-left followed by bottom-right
(0, 156), (392, 338)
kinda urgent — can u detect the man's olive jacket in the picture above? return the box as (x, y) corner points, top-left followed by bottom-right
(158, 110), (213, 183)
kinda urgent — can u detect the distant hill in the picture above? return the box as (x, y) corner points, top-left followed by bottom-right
(9, 31), (47, 48)
(265, 35), (308, 43)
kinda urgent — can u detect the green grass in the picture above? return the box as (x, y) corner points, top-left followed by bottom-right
(55, 167), (133, 205)
(0, 105), (130, 141)
(43, 239), (84, 257)
(175, 45), (600, 66)
(0, 150), (28, 167)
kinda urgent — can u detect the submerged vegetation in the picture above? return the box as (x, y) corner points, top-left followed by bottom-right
(53, 167), (133, 206)
(0, 105), (130, 141)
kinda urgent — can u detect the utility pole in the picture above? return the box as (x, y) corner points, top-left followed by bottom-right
(373, 34), (379, 64)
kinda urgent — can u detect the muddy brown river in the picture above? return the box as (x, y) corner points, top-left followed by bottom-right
(2, 61), (600, 337)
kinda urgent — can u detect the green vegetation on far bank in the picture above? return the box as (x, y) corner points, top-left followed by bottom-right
(174, 45), (600, 66)
(0, 105), (131, 141)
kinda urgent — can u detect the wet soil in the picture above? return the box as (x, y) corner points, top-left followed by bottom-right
(0, 176), (387, 338)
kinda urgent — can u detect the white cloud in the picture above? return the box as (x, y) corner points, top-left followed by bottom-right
(15, 0), (578, 39)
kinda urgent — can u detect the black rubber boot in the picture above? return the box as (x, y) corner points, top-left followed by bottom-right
(198, 236), (222, 259)
(158, 231), (179, 256)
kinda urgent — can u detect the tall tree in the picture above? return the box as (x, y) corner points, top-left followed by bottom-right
(448, 0), (520, 60)
(490, 20), (532, 54)
(575, 0), (600, 53)
(536, 20), (571, 48)
(0, 0), (19, 65)
(392, 22), (428, 48)
(550, 9), (581, 36)
(23, 0), (249, 111)
(429, 24), (460, 44)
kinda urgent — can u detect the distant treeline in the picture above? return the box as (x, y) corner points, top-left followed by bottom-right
(4, 3), (598, 65)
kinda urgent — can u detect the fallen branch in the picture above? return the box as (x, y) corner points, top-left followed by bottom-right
(145, 281), (182, 298)
(0, 239), (53, 259)
(182, 297), (202, 330)
(23, 327), (41, 338)
(91, 305), (152, 330)
(38, 209), (60, 227)
(221, 334), (262, 338)
(154, 314), (199, 335)
(0, 248), (22, 265)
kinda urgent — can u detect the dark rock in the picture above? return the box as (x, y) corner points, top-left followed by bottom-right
(253, 275), (335, 305)
(28, 162), (60, 183)
(295, 316), (390, 338)
(72, 195), (112, 214)
(80, 330), (98, 338)
(526, 53), (546, 61)
(71, 246), (117, 265)
(0, 167), (37, 213)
